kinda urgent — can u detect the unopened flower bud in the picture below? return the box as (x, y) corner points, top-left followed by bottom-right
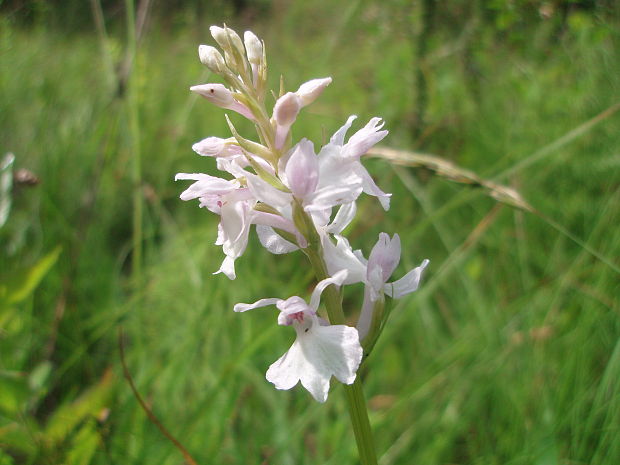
(295, 77), (332, 107)
(273, 92), (302, 149)
(209, 26), (228, 47)
(198, 45), (226, 74)
(243, 31), (263, 65)
(273, 92), (301, 127)
(210, 26), (245, 60)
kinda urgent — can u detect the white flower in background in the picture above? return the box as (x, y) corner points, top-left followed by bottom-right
(234, 270), (362, 402)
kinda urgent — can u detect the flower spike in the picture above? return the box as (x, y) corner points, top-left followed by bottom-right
(177, 27), (430, 415)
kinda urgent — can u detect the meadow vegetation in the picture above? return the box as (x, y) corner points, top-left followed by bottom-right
(1, 1), (619, 464)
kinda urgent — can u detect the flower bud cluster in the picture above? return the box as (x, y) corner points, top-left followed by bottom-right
(177, 26), (428, 402)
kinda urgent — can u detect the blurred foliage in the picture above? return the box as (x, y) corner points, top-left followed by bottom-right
(0, 0), (617, 34)
(0, 0), (619, 463)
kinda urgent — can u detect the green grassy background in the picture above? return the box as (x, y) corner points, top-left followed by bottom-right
(1, 1), (619, 464)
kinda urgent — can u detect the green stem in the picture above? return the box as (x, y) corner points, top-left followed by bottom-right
(303, 245), (378, 465)
(344, 380), (377, 465)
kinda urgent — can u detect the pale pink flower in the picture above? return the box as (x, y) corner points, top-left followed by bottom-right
(322, 232), (429, 338)
(234, 270), (362, 402)
(239, 139), (362, 255)
(175, 172), (301, 279)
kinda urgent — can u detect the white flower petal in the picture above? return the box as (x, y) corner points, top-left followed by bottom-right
(198, 45), (225, 72)
(245, 172), (292, 208)
(322, 235), (367, 285)
(192, 137), (226, 156)
(253, 211), (307, 249)
(215, 155), (250, 172)
(285, 139), (319, 199)
(385, 259), (429, 299)
(342, 117), (388, 159)
(357, 286), (375, 340)
(213, 223), (225, 247)
(273, 92), (301, 127)
(276, 296), (310, 318)
(309, 269), (348, 311)
(329, 115), (357, 146)
(309, 208), (332, 229)
(266, 339), (311, 392)
(220, 201), (250, 252)
(367, 266), (385, 302)
(192, 137), (244, 159)
(175, 173), (238, 201)
(213, 255), (237, 280)
(256, 225), (299, 254)
(234, 297), (281, 313)
(367, 233), (401, 284)
(353, 249), (367, 265)
(266, 318), (363, 403)
(326, 202), (357, 234)
(354, 164), (391, 211)
(317, 144), (363, 191)
(304, 184), (362, 212)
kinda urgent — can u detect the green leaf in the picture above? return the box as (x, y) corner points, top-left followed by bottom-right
(0, 416), (41, 456)
(0, 370), (30, 417)
(44, 369), (114, 443)
(2, 246), (62, 304)
(65, 419), (100, 465)
(0, 449), (16, 465)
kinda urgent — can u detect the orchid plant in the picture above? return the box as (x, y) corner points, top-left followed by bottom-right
(176, 25), (428, 464)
